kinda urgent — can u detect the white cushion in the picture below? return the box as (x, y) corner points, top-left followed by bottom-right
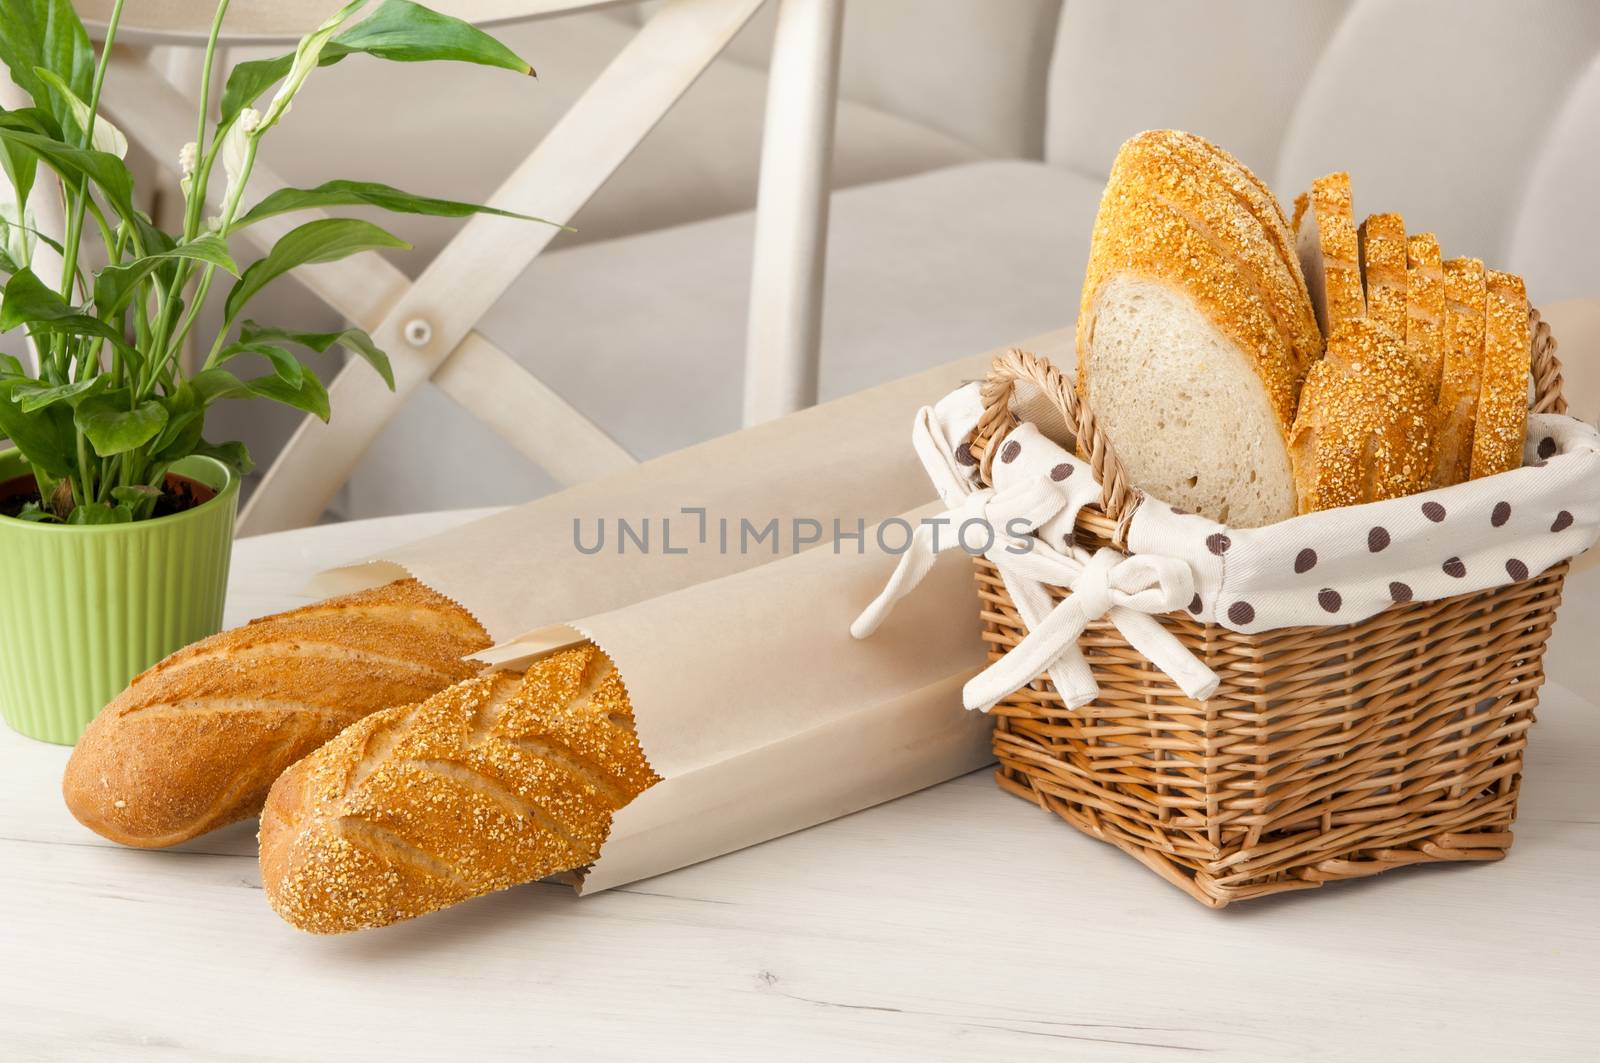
(344, 160), (1100, 517)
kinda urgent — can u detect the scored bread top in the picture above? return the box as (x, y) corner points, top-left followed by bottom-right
(1430, 257), (1489, 487)
(1470, 269), (1531, 479)
(1359, 212), (1408, 339)
(1078, 138), (1306, 434)
(1296, 172), (1366, 334)
(259, 644), (660, 934)
(1404, 232), (1446, 400)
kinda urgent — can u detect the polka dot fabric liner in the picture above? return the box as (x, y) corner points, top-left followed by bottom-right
(981, 410), (1600, 633)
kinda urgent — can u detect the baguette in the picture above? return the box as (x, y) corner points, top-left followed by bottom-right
(1469, 269), (1531, 478)
(1430, 257), (1489, 486)
(1404, 232), (1446, 399)
(1358, 212), (1407, 338)
(1294, 172), (1366, 335)
(1289, 317), (1433, 511)
(1077, 131), (1309, 526)
(259, 644), (658, 934)
(63, 579), (489, 848)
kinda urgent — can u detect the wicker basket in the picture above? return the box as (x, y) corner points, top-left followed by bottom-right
(968, 309), (1570, 907)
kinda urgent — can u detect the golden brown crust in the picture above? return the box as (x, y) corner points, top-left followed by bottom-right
(1304, 172), (1366, 331)
(62, 579), (489, 849)
(1359, 212), (1407, 339)
(1430, 258), (1488, 487)
(1469, 269), (1530, 479)
(1404, 232), (1446, 400)
(259, 644), (659, 934)
(1289, 318), (1434, 511)
(1077, 132), (1308, 435)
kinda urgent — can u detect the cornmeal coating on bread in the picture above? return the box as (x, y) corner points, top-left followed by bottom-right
(63, 579), (489, 848)
(1470, 269), (1531, 479)
(1297, 172), (1366, 333)
(259, 644), (660, 934)
(1359, 212), (1408, 339)
(1404, 233), (1446, 400)
(1431, 257), (1489, 487)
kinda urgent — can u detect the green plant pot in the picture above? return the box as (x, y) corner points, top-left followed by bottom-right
(0, 450), (239, 745)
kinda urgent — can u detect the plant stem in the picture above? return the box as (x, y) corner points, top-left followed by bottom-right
(56, 0), (127, 298)
(184, 0), (233, 244)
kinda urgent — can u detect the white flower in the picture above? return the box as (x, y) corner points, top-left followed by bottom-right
(260, 0), (368, 131)
(178, 141), (197, 177)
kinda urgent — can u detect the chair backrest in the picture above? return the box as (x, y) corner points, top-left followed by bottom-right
(1044, 0), (1600, 304)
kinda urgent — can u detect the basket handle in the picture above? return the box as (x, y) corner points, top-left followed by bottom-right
(972, 348), (1140, 527)
(1530, 305), (1566, 415)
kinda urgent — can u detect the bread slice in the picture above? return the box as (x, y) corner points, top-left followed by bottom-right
(1077, 133), (1309, 526)
(1289, 317), (1433, 511)
(1295, 172), (1366, 335)
(259, 644), (659, 934)
(1358, 212), (1407, 338)
(1469, 269), (1531, 478)
(1404, 232), (1446, 399)
(1429, 257), (1488, 486)
(63, 579), (490, 848)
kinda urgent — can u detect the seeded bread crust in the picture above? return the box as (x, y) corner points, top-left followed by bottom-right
(1404, 232), (1446, 399)
(1430, 257), (1489, 486)
(1295, 172), (1366, 334)
(1289, 317), (1434, 511)
(63, 579), (490, 848)
(1469, 269), (1531, 479)
(259, 644), (659, 934)
(1359, 212), (1408, 339)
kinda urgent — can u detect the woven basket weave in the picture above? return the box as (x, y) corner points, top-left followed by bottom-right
(968, 309), (1569, 907)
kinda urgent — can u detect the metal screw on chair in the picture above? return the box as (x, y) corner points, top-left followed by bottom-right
(404, 319), (433, 347)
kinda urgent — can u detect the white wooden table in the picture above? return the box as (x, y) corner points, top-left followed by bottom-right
(3, 510), (1598, 1062)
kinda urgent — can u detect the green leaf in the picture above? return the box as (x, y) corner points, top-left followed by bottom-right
(13, 500), (58, 522)
(32, 66), (127, 158)
(235, 179), (559, 231)
(239, 320), (394, 389)
(0, 267), (129, 348)
(0, 352), (23, 377)
(223, 218), (408, 323)
(93, 234), (238, 316)
(217, 340), (305, 388)
(0, 117), (136, 221)
(67, 501), (132, 525)
(220, 0), (533, 122)
(13, 375), (105, 412)
(74, 391), (169, 457)
(0, 377), (74, 477)
(189, 364), (331, 423)
(0, 1), (95, 137)
(110, 484), (160, 521)
(192, 438), (254, 475)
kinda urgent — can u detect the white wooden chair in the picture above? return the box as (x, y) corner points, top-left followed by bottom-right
(77, 0), (842, 534)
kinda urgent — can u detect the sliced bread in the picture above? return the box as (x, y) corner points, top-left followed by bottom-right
(1358, 212), (1407, 338)
(1289, 317), (1434, 511)
(1430, 257), (1488, 486)
(1294, 172), (1366, 336)
(1077, 132), (1309, 526)
(1469, 269), (1531, 479)
(1404, 232), (1446, 400)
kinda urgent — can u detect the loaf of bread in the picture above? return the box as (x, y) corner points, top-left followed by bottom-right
(63, 579), (490, 848)
(1430, 257), (1489, 486)
(1404, 232), (1446, 399)
(1289, 317), (1434, 511)
(1077, 130), (1313, 527)
(1294, 172), (1365, 334)
(258, 643), (658, 934)
(1470, 269), (1531, 479)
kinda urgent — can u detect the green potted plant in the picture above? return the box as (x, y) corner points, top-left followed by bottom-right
(0, 0), (549, 743)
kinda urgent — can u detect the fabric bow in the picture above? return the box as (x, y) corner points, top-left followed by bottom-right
(852, 406), (1220, 711)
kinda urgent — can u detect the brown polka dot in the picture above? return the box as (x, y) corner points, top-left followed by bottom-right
(1491, 501), (1511, 527)
(1206, 533), (1231, 555)
(1187, 594), (1202, 615)
(1422, 501), (1447, 523)
(1537, 436), (1557, 460)
(1227, 601), (1254, 625)
(1049, 463), (1073, 482)
(1506, 558), (1529, 581)
(1368, 526), (1391, 552)
(1552, 510), (1574, 533)
(1389, 581), (1414, 603)
(1442, 556), (1466, 578)
(1317, 588), (1342, 613)
(1294, 548), (1317, 574)
(954, 443), (977, 467)
(1000, 440), (1021, 464)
